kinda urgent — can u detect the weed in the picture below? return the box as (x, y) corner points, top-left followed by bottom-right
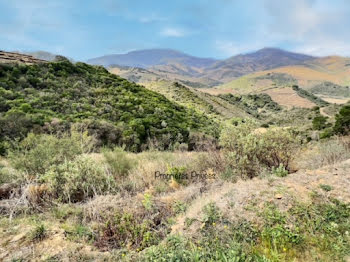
(30, 223), (47, 242)
(320, 184), (333, 192)
(142, 193), (153, 211)
(173, 201), (187, 214)
(271, 163), (289, 177)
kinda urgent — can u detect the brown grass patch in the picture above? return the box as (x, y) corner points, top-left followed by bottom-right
(264, 87), (316, 108)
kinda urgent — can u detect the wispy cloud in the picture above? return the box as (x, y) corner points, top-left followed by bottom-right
(160, 27), (188, 37)
(215, 40), (263, 57)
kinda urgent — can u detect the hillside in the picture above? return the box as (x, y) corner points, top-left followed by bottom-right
(216, 56), (350, 108)
(0, 59), (217, 152)
(204, 48), (315, 82)
(109, 65), (220, 88)
(143, 81), (251, 119)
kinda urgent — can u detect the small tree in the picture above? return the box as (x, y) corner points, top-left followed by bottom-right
(334, 105), (350, 135)
(220, 120), (299, 179)
(312, 115), (328, 130)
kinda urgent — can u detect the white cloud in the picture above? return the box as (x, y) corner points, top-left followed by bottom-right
(261, 0), (350, 56)
(160, 27), (187, 37)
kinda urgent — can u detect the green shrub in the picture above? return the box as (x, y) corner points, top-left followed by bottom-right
(319, 184), (333, 192)
(320, 127), (333, 139)
(261, 205), (303, 254)
(8, 130), (95, 181)
(95, 211), (164, 251)
(312, 115), (329, 130)
(142, 193), (154, 211)
(202, 202), (222, 226)
(0, 62), (216, 152)
(292, 85), (329, 107)
(43, 155), (116, 202)
(220, 120), (298, 178)
(102, 147), (134, 178)
(334, 105), (350, 135)
(271, 163), (289, 177)
(30, 224), (47, 242)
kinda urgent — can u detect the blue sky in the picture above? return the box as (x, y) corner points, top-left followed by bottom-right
(1, 0), (350, 60)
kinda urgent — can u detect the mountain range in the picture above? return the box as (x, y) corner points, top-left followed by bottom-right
(87, 47), (316, 83)
(12, 47), (350, 108)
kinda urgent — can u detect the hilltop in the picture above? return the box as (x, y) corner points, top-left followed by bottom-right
(0, 51), (47, 65)
(204, 47), (315, 82)
(87, 48), (217, 69)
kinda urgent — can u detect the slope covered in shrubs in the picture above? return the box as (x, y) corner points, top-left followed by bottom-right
(0, 59), (217, 152)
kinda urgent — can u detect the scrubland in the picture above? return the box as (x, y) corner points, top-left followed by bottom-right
(1, 121), (349, 262)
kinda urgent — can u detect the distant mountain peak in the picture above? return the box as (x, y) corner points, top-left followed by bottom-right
(87, 49), (218, 68)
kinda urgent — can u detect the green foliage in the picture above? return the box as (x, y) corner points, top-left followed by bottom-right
(43, 155), (116, 202)
(220, 120), (298, 178)
(102, 147), (134, 178)
(334, 105), (350, 135)
(29, 224), (47, 242)
(142, 232), (252, 262)
(95, 211), (165, 251)
(219, 93), (282, 119)
(8, 130), (94, 180)
(142, 193), (154, 211)
(0, 62), (217, 152)
(292, 85), (329, 107)
(172, 201), (187, 214)
(166, 165), (187, 183)
(271, 163), (289, 177)
(320, 127), (333, 139)
(312, 115), (329, 130)
(63, 223), (95, 243)
(261, 205), (303, 255)
(320, 184), (333, 192)
(290, 198), (350, 260)
(202, 202), (222, 226)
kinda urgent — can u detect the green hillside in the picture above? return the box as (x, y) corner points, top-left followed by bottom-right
(0, 59), (217, 152)
(218, 93), (282, 119)
(143, 80), (251, 119)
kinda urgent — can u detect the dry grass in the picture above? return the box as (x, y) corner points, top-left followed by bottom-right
(2, 138), (350, 260)
(295, 137), (350, 170)
(264, 87), (316, 108)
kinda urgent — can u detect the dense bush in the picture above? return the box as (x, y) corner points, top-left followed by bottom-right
(0, 61), (217, 152)
(220, 120), (298, 178)
(334, 105), (350, 135)
(219, 93), (282, 118)
(43, 155), (115, 202)
(292, 85), (329, 107)
(103, 147), (135, 178)
(8, 130), (95, 181)
(312, 115), (329, 130)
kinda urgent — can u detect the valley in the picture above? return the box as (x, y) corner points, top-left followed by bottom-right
(1, 47), (350, 262)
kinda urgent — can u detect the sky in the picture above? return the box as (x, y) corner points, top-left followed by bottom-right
(1, 0), (350, 61)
